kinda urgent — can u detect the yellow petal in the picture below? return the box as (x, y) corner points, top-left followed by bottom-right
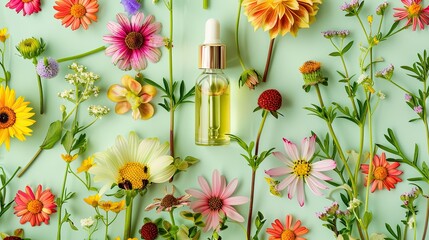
(138, 103), (155, 120)
(115, 102), (131, 114)
(107, 85), (127, 102)
(121, 75), (142, 94)
(142, 84), (157, 97)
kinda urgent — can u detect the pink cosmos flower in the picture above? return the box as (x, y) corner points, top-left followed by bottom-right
(394, 0), (429, 31)
(186, 170), (249, 232)
(5, 0), (41, 16)
(265, 135), (336, 207)
(103, 12), (164, 71)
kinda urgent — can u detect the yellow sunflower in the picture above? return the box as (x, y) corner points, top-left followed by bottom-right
(0, 86), (35, 150)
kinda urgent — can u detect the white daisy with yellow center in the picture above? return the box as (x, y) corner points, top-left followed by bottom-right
(89, 131), (175, 194)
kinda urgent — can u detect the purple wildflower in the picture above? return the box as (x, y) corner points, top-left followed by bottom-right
(340, 0), (360, 12)
(36, 57), (59, 79)
(414, 105), (423, 113)
(376, 2), (389, 15)
(375, 64), (394, 80)
(120, 0), (140, 15)
(405, 94), (412, 102)
(322, 30), (336, 38)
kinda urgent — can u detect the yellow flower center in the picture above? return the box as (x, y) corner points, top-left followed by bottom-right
(125, 91), (142, 110)
(281, 229), (296, 240)
(125, 32), (144, 50)
(27, 199), (43, 214)
(118, 162), (149, 190)
(408, 3), (421, 16)
(0, 107), (16, 129)
(373, 166), (388, 180)
(22, 0), (33, 3)
(208, 197), (223, 211)
(71, 4), (87, 18)
(299, 61), (321, 74)
(293, 160), (311, 177)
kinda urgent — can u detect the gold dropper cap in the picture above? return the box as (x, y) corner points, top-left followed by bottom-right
(198, 19), (226, 69)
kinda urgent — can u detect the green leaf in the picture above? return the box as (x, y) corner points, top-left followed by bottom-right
(329, 51), (341, 57)
(61, 131), (74, 153)
(362, 211), (372, 229)
(40, 121), (63, 149)
(180, 211), (194, 220)
(341, 41), (354, 54)
(72, 134), (87, 152)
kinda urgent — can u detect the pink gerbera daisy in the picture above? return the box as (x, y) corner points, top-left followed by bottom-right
(266, 214), (309, 240)
(5, 0), (41, 16)
(361, 152), (403, 192)
(13, 185), (57, 226)
(186, 170), (249, 232)
(394, 0), (429, 31)
(53, 0), (99, 31)
(265, 135), (336, 207)
(104, 12), (164, 71)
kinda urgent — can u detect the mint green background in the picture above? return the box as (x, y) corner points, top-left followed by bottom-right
(1, 0), (429, 239)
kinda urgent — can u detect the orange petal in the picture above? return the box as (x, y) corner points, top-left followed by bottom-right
(138, 103), (155, 120)
(107, 84), (127, 102)
(115, 102), (131, 114)
(141, 84), (157, 97)
(121, 75), (142, 94)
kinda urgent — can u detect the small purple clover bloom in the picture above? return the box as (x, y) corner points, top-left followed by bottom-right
(321, 30), (350, 39)
(414, 105), (423, 113)
(36, 57), (59, 79)
(120, 0), (140, 15)
(375, 64), (394, 80)
(340, 0), (360, 12)
(376, 1), (389, 15)
(405, 94), (412, 102)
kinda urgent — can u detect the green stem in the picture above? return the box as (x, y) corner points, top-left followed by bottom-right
(422, 198), (429, 240)
(261, 38), (275, 83)
(413, 212), (417, 240)
(123, 195), (134, 239)
(356, 15), (369, 41)
(203, 0), (208, 9)
(57, 163), (70, 240)
(33, 57), (44, 114)
(235, 0), (246, 70)
(0, 167), (20, 192)
(105, 212), (109, 240)
(17, 148), (43, 178)
(169, 210), (177, 239)
(168, 0), (175, 158)
(69, 167), (91, 190)
(354, 125), (364, 186)
(57, 46), (106, 63)
(389, 81), (412, 95)
(363, 92), (374, 240)
(315, 84), (357, 196)
(246, 110), (268, 239)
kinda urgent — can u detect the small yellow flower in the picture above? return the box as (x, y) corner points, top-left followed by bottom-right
(110, 200), (126, 213)
(367, 15), (373, 24)
(84, 194), (101, 208)
(77, 156), (96, 173)
(114, 238), (138, 240)
(61, 154), (78, 163)
(0, 28), (10, 43)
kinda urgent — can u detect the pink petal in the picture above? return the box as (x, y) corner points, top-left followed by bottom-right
(212, 170), (222, 197)
(312, 159), (336, 171)
(277, 174), (296, 191)
(265, 167), (292, 177)
(223, 196), (248, 206)
(198, 175), (212, 196)
(296, 179), (305, 206)
(287, 176), (299, 199)
(301, 135), (316, 160)
(310, 171), (332, 181)
(272, 151), (293, 166)
(221, 178), (238, 199)
(305, 176), (324, 196)
(222, 205), (244, 222)
(282, 138), (300, 161)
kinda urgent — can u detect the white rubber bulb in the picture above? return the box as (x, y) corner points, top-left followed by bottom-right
(204, 18), (221, 44)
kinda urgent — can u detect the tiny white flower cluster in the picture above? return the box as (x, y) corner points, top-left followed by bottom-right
(60, 63), (101, 102)
(80, 216), (94, 228)
(88, 105), (110, 118)
(347, 197), (362, 211)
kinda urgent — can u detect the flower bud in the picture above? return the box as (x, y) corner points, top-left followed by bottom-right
(16, 37), (45, 59)
(258, 89), (282, 111)
(239, 69), (261, 90)
(299, 60), (327, 88)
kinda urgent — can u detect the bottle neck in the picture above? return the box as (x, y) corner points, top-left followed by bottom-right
(202, 68), (224, 74)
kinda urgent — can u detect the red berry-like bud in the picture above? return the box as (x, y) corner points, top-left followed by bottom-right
(4, 237), (22, 240)
(258, 89), (282, 111)
(140, 222), (158, 240)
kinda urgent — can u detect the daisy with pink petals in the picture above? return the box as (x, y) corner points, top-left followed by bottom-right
(5, 0), (41, 16)
(265, 135), (336, 207)
(186, 170), (249, 232)
(394, 0), (429, 31)
(103, 12), (164, 71)
(13, 185), (57, 226)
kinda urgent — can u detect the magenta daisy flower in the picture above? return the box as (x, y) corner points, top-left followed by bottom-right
(186, 170), (248, 232)
(265, 135), (336, 207)
(5, 0), (41, 16)
(394, 0), (429, 31)
(103, 12), (164, 71)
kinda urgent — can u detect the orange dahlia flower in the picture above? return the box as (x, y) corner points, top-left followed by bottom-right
(242, 0), (322, 38)
(53, 0), (99, 31)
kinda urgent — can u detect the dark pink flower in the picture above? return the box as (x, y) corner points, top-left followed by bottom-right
(5, 0), (41, 16)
